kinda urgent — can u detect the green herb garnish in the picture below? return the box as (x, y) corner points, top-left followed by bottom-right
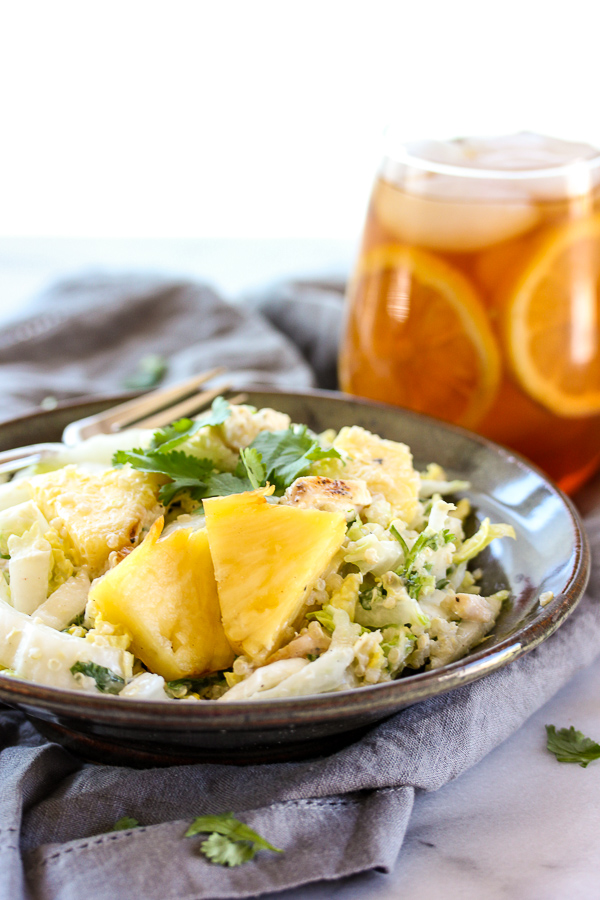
(113, 448), (215, 506)
(247, 426), (340, 493)
(239, 448), (267, 489)
(391, 527), (454, 600)
(123, 354), (168, 390)
(546, 725), (600, 768)
(70, 661), (125, 695)
(166, 673), (226, 698)
(185, 812), (283, 867)
(112, 816), (140, 831)
(196, 395), (233, 428)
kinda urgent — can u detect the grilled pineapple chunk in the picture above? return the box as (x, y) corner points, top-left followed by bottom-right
(89, 518), (233, 681)
(331, 426), (420, 525)
(204, 490), (346, 663)
(31, 466), (163, 576)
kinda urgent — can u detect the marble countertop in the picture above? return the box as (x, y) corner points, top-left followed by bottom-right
(277, 652), (600, 900)
(1, 237), (598, 900)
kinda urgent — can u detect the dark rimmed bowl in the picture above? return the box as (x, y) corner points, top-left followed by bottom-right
(0, 389), (590, 766)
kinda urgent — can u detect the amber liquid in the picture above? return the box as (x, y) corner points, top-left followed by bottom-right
(340, 166), (600, 493)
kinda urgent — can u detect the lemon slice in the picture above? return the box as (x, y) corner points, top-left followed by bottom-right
(344, 245), (501, 429)
(505, 214), (600, 417)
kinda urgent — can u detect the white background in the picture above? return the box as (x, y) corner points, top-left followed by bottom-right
(0, 0), (599, 240)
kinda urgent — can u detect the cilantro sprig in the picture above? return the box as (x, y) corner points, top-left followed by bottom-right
(113, 402), (341, 506)
(113, 448), (215, 505)
(147, 397), (233, 454)
(185, 812), (283, 867)
(70, 661), (125, 695)
(546, 725), (600, 767)
(248, 426), (340, 493)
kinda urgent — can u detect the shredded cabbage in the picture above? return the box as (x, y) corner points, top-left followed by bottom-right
(453, 518), (516, 565)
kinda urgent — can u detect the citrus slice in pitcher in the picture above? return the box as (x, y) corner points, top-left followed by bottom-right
(505, 214), (600, 417)
(345, 245), (501, 429)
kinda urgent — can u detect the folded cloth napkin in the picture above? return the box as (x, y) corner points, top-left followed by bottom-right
(1, 273), (598, 900)
(0, 273), (316, 421)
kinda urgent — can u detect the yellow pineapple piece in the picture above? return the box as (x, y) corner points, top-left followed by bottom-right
(332, 426), (420, 525)
(89, 518), (233, 681)
(31, 466), (162, 576)
(204, 490), (346, 663)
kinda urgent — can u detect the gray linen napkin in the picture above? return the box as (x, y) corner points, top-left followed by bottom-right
(0, 273), (315, 421)
(0, 273), (599, 900)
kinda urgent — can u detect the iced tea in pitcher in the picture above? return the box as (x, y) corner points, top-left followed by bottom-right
(339, 133), (600, 492)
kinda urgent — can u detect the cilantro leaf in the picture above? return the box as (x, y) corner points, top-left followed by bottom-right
(204, 472), (252, 497)
(196, 396), (232, 427)
(145, 397), (232, 455)
(122, 354), (167, 390)
(185, 812), (282, 866)
(201, 833), (256, 867)
(112, 817), (140, 831)
(150, 417), (203, 453)
(113, 448), (214, 505)
(70, 661), (124, 695)
(248, 427), (340, 493)
(239, 448), (267, 489)
(546, 725), (600, 767)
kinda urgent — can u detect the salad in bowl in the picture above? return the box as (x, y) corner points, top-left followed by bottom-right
(0, 398), (514, 703)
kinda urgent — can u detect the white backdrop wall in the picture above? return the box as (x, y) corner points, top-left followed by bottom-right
(0, 0), (597, 239)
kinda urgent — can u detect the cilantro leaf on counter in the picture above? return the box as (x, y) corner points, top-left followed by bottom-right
(248, 426), (341, 493)
(112, 817), (140, 831)
(185, 812), (283, 867)
(546, 725), (600, 767)
(70, 662), (125, 695)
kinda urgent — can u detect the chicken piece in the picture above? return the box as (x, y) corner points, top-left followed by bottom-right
(332, 426), (420, 525)
(266, 621), (332, 663)
(282, 476), (372, 521)
(220, 405), (291, 451)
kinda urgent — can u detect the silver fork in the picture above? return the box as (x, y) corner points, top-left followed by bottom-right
(0, 368), (233, 476)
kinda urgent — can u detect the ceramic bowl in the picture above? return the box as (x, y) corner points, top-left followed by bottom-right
(0, 389), (589, 766)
